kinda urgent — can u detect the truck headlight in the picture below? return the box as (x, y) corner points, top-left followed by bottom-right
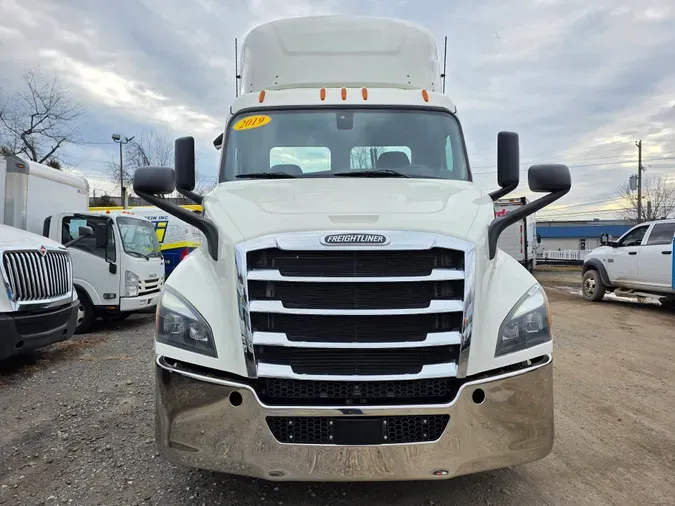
(125, 270), (139, 297)
(156, 287), (216, 357)
(496, 284), (551, 357)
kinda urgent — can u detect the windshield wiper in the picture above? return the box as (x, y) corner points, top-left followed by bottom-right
(128, 251), (150, 260)
(236, 172), (297, 179)
(333, 169), (409, 178)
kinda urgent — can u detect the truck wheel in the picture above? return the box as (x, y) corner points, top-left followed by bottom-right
(75, 291), (96, 334)
(582, 270), (605, 302)
(660, 297), (675, 311)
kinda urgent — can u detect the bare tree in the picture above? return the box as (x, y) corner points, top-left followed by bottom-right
(0, 68), (84, 164)
(351, 146), (385, 169)
(616, 175), (675, 222)
(107, 131), (173, 189)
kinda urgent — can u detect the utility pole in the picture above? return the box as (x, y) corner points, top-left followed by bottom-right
(112, 134), (134, 209)
(635, 140), (643, 222)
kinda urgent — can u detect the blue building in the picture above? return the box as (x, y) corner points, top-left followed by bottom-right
(537, 219), (633, 252)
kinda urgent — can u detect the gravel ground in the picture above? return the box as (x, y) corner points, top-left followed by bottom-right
(1, 276), (675, 505)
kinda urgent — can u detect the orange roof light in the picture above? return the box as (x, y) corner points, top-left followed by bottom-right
(361, 88), (368, 100)
(341, 88), (347, 100)
(258, 90), (266, 103)
(422, 89), (429, 102)
(320, 88), (326, 100)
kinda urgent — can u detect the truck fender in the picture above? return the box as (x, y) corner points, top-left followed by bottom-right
(582, 259), (613, 288)
(73, 280), (103, 307)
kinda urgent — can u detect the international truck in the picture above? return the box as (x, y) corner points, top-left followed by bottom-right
(0, 223), (79, 360)
(494, 197), (538, 271)
(133, 15), (571, 481)
(1, 155), (165, 333)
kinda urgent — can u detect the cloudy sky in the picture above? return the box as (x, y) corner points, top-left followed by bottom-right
(1, 0), (674, 220)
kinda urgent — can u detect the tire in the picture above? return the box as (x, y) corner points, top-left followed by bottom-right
(582, 269), (606, 302)
(660, 297), (675, 310)
(75, 290), (97, 334)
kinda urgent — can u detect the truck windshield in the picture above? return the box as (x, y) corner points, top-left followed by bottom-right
(117, 216), (162, 259)
(220, 108), (470, 181)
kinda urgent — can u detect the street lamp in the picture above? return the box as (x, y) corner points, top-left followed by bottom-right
(112, 133), (134, 208)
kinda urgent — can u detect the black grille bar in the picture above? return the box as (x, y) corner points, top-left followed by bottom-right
(259, 377), (459, 405)
(266, 415), (450, 444)
(255, 346), (456, 375)
(247, 248), (464, 277)
(249, 280), (462, 310)
(250, 313), (462, 343)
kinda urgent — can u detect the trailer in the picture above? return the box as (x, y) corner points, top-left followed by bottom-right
(494, 197), (538, 271)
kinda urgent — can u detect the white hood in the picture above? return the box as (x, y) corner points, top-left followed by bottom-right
(205, 178), (493, 242)
(0, 224), (66, 250)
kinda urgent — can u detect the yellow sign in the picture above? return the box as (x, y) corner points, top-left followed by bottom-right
(233, 115), (271, 131)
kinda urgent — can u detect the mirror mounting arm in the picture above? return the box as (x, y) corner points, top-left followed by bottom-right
(489, 183), (518, 201)
(177, 189), (204, 205)
(488, 188), (569, 259)
(136, 190), (219, 261)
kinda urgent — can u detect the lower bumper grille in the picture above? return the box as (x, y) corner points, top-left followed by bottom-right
(266, 415), (450, 445)
(259, 377), (459, 405)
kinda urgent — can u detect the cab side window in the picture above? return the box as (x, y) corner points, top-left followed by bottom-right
(617, 225), (649, 247)
(62, 216), (115, 261)
(646, 223), (675, 246)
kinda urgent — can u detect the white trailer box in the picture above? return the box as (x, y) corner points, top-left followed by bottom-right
(494, 197), (537, 271)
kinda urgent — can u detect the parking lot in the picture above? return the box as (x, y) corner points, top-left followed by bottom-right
(1, 268), (674, 506)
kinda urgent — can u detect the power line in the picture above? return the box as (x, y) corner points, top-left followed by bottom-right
(472, 155), (675, 175)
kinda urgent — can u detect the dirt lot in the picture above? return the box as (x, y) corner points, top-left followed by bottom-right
(1, 270), (674, 505)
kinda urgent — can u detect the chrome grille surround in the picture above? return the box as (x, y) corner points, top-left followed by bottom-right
(234, 230), (475, 380)
(0, 246), (73, 311)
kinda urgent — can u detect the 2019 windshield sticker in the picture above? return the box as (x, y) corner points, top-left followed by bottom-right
(233, 115), (271, 131)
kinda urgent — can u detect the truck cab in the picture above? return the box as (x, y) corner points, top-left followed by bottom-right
(45, 211), (165, 332)
(582, 219), (675, 306)
(0, 224), (79, 360)
(131, 15), (572, 481)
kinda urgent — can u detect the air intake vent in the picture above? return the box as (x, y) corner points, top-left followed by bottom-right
(1, 249), (72, 302)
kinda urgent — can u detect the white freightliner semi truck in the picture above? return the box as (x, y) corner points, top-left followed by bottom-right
(133, 16), (571, 481)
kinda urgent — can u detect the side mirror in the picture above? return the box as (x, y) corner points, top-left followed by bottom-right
(175, 136), (196, 191)
(537, 234), (542, 245)
(489, 132), (520, 201)
(600, 234), (608, 246)
(488, 162), (571, 259)
(63, 225), (94, 248)
(528, 164), (571, 193)
(133, 166), (176, 195)
(79, 225), (93, 238)
(133, 159), (220, 261)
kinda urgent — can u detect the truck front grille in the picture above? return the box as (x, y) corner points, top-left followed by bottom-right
(255, 346), (455, 375)
(236, 231), (473, 405)
(248, 247), (464, 277)
(266, 415), (450, 444)
(259, 377), (458, 405)
(1, 249), (72, 303)
(139, 277), (163, 296)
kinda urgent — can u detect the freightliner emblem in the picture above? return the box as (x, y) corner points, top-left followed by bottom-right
(321, 233), (390, 246)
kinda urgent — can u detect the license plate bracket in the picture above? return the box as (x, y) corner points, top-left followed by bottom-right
(332, 418), (384, 445)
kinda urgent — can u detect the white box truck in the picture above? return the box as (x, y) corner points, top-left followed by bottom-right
(133, 16), (571, 481)
(1, 155), (165, 333)
(89, 204), (204, 276)
(494, 197), (538, 271)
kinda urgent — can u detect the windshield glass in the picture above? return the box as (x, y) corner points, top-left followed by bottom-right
(117, 216), (162, 258)
(220, 108), (470, 181)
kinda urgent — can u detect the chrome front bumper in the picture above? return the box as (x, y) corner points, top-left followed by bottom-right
(155, 355), (554, 481)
